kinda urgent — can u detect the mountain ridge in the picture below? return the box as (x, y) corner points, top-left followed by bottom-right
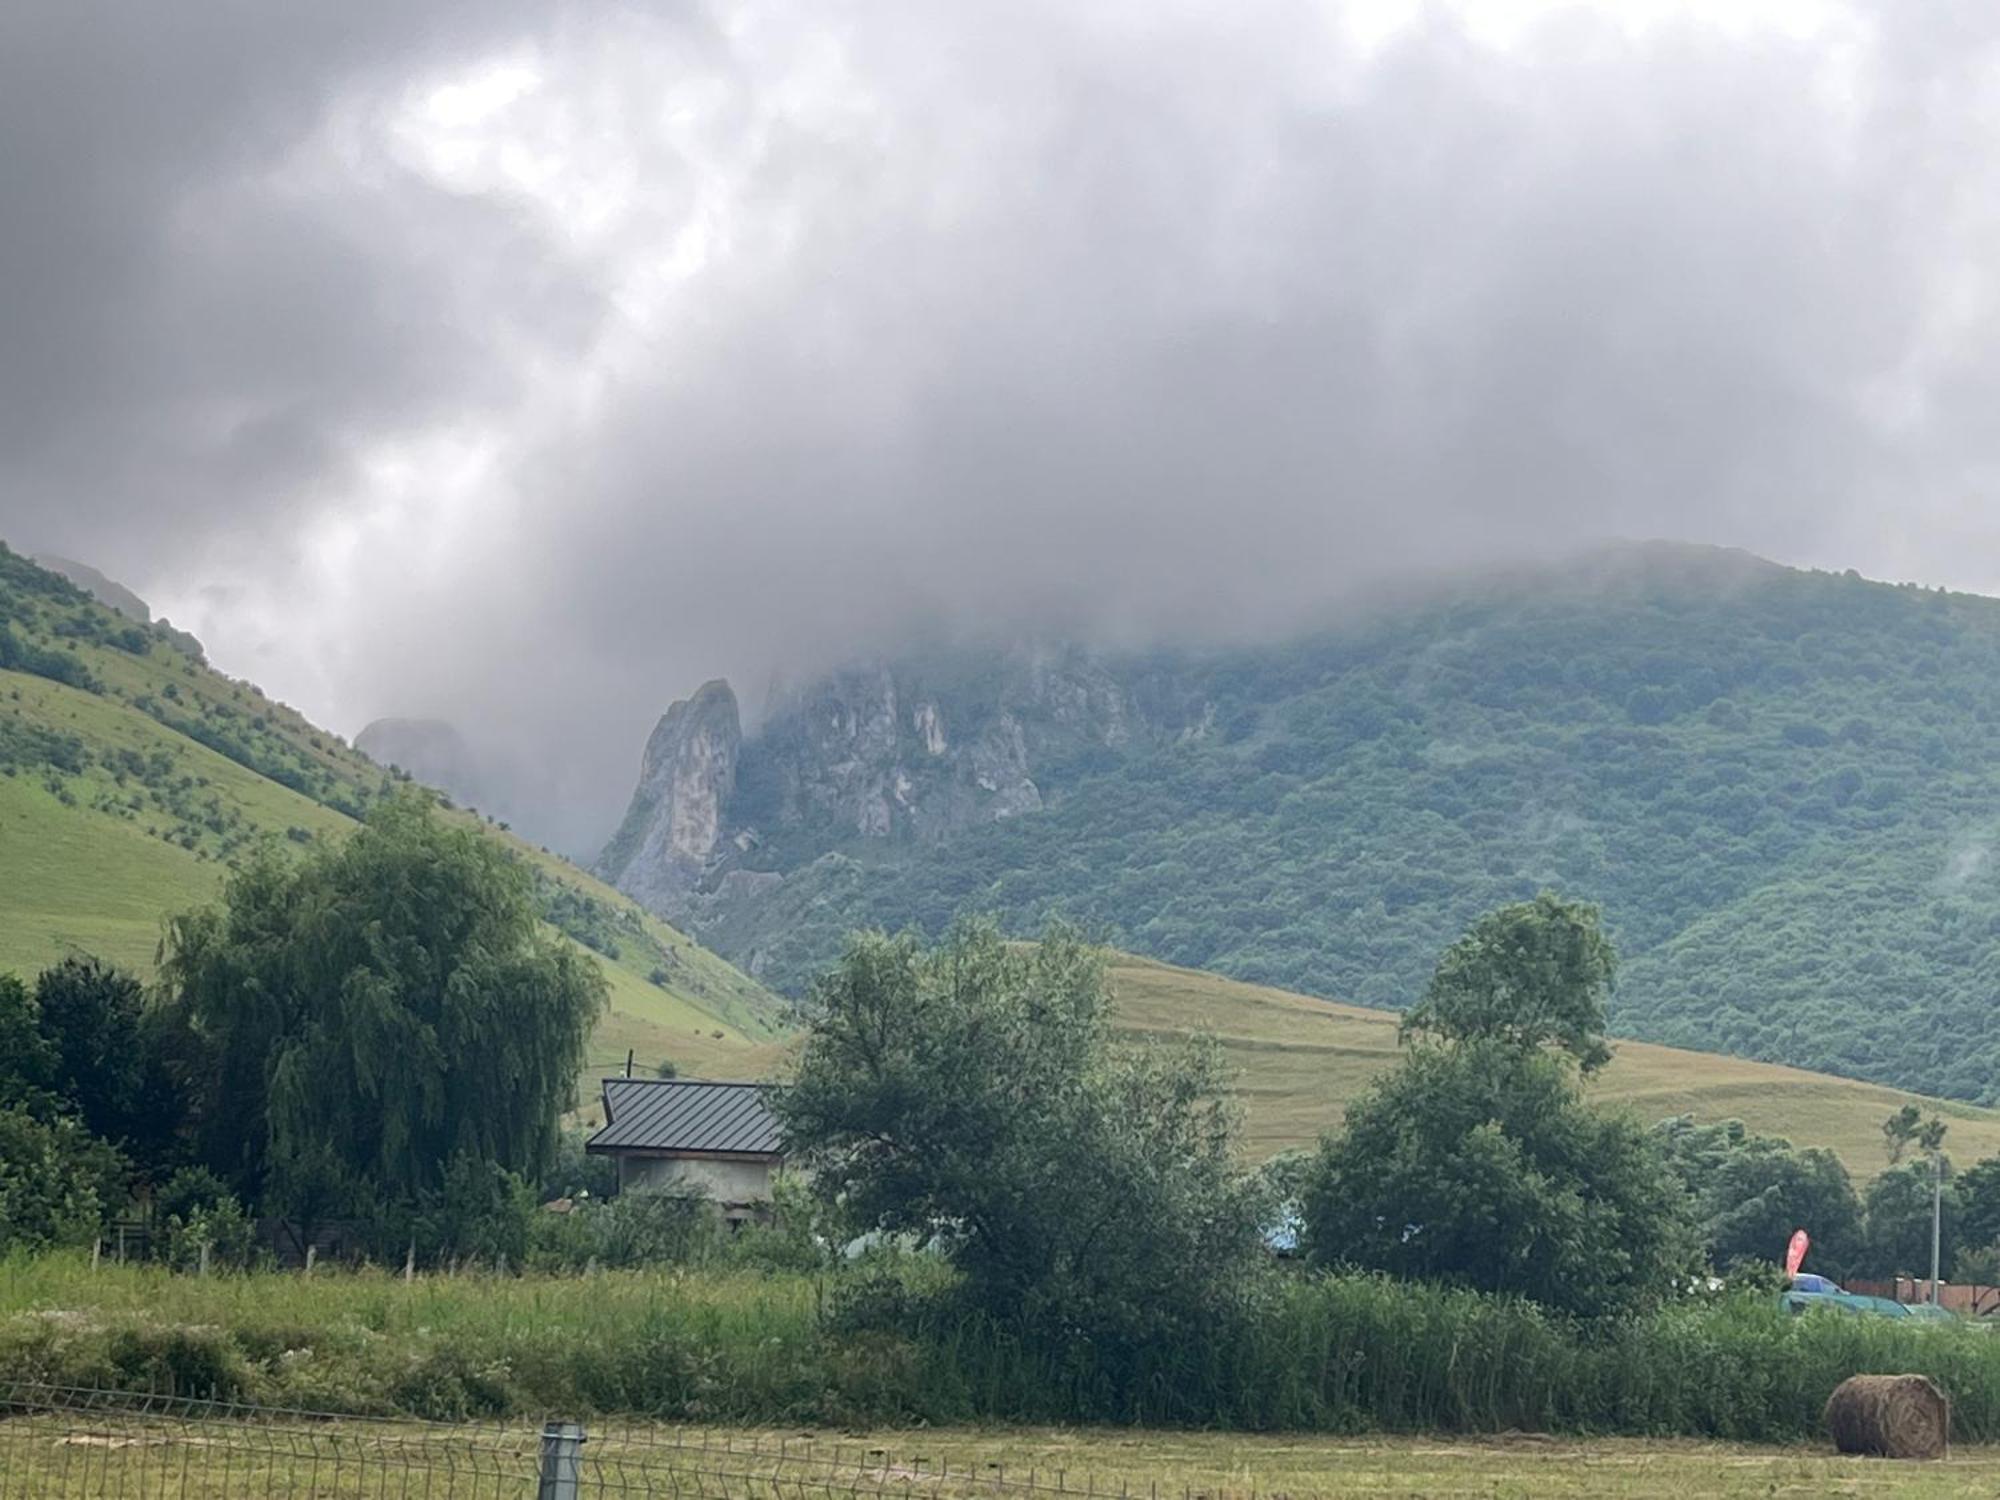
(599, 541), (2000, 1103)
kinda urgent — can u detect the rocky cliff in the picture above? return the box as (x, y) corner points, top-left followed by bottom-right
(596, 679), (744, 912)
(597, 644), (1148, 933)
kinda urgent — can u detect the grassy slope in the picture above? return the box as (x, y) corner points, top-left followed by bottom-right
(0, 547), (786, 1088)
(1106, 952), (2000, 1179)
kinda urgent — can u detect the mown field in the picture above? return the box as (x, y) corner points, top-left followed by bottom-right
(1105, 953), (2000, 1177)
(4, 1418), (1999, 1499)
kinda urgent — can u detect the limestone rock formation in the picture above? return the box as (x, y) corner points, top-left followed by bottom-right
(596, 643), (1143, 944)
(596, 679), (742, 913)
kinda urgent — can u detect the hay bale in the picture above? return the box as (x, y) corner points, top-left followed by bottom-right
(1823, 1374), (1950, 1459)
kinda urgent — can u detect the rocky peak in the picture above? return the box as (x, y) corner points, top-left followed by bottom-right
(596, 679), (742, 908)
(598, 646), (1145, 930)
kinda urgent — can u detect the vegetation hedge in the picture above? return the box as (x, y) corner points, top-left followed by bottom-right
(11, 1256), (2000, 1440)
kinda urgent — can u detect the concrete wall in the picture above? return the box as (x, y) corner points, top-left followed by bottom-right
(618, 1154), (776, 1206)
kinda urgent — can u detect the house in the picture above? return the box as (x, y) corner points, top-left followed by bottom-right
(585, 1078), (783, 1223)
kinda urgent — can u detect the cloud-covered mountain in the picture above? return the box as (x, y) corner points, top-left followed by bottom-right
(600, 544), (2000, 1105)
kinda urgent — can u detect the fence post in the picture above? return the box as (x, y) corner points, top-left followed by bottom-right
(538, 1420), (585, 1500)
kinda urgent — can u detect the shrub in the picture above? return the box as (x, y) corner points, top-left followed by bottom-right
(527, 1192), (717, 1272)
(156, 1167), (259, 1272)
(0, 1108), (128, 1253)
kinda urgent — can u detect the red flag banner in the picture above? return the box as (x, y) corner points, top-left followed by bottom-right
(1785, 1229), (1810, 1277)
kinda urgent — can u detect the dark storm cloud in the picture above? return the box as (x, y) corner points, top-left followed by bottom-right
(0, 1), (572, 548)
(5, 2), (2000, 851)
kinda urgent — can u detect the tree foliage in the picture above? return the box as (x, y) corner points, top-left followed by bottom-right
(776, 920), (1265, 1350)
(0, 1106), (127, 1253)
(1882, 1103), (1948, 1164)
(0, 975), (58, 1116)
(26, 956), (190, 1177)
(1302, 1040), (1694, 1316)
(1862, 1161), (1957, 1279)
(1400, 893), (1615, 1071)
(160, 795), (604, 1218)
(1654, 1116), (1862, 1277)
(1303, 900), (1692, 1316)
(1955, 1155), (2000, 1256)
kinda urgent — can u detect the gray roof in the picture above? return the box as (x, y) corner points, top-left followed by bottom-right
(586, 1079), (782, 1157)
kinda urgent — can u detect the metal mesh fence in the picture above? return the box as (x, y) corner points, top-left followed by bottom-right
(0, 1384), (1264, 1500)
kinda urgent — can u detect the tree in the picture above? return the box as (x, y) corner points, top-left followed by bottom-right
(160, 795), (605, 1221)
(1304, 898), (1692, 1316)
(1302, 1039), (1693, 1316)
(0, 961), (189, 1182)
(33, 957), (145, 1143)
(1654, 1116), (1862, 1276)
(1954, 1155), (2000, 1253)
(1399, 892), (1616, 1072)
(0, 974), (57, 1115)
(776, 920), (1263, 1352)
(0, 1106), (128, 1253)
(1882, 1104), (1948, 1165)
(1862, 1161), (1959, 1278)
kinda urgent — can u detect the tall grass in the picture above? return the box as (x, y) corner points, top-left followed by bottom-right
(9, 1254), (2000, 1440)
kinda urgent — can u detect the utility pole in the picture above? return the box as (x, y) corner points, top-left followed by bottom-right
(1931, 1151), (1944, 1307)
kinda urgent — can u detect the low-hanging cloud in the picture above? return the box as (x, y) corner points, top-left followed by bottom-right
(7, 1), (2000, 851)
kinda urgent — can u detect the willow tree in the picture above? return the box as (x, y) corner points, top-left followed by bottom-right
(162, 795), (603, 1220)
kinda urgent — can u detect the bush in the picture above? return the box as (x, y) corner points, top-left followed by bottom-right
(156, 1168), (259, 1272)
(0, 1108), (128, 1252)
(527, 1192), (717, 1271)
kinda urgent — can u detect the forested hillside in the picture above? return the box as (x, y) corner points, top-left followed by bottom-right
(610, 543), (2000, 1102)
(0, 543), (788, 1080)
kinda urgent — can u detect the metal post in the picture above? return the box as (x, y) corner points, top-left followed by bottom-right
(1932, 1154), (1944, 1307)
(538, 1420), (585, 1500)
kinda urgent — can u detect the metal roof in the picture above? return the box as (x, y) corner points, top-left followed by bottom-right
(586, 1079), (782, 1157)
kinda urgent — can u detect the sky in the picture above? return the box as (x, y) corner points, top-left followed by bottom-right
(7, 0), (2000, 852)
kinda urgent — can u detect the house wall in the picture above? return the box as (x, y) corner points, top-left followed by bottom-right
(618, 1154), (776, 1205)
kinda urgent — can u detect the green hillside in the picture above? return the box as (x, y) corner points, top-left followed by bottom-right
(1103, 952), (2000, 1180)
(0, 544), (788, 1083)
(680, 544), (2000, 1104)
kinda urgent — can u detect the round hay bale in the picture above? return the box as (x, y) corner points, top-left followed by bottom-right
(1823, 1374), (1950, 1460)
